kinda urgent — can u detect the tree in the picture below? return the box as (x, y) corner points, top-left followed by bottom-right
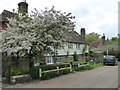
(0, 6), (75, 67)
(0, 7), (75, 83)
(109, 37), (119, 45)
(86, 32), (101, 44)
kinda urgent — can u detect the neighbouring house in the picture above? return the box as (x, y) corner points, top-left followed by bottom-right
(89, 34), (109, 59)
(0, 0), (30, 72)
(1, 0), (89, 70)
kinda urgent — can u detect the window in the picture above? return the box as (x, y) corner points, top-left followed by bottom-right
(47, 56), (53, 64)
(68, 43), (73, 49)
(56, 56), (64, 62)
(76, 44), (80, 49)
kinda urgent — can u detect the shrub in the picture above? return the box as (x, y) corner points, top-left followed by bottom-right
(94, 58), (101, 64)
(29, 62), (70, 79)
(59, 68), (71, 75)
(73, 65), (94, 71)
(73, 52), (79, 61)
(29, 67), (39, 79)
(4, 69), (29, 76)
(73, 60), (87, 65)
(41, 71), (58, 80)
(41, 68), (71, 80)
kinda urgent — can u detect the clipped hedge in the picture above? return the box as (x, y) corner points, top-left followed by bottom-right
(4, 69), (29, 77)
(29, 66), (39, 79)
(30, 63), (70, 79)
(59, 68), (71, 75)
(73, 65), (93, 71)
(73, 63), (103, 71)
(73, 61), (87, 65)
(41, 68), (71, 80)
(41, 71), (59, 80)
(30, 62), (103, 80)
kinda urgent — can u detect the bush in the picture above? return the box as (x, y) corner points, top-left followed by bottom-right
(73, 60), (87, 65)
(29, 63), (70, 79)
(59, 68), (71, 75)
(73, 65), (94, 71)
(41, 71), (59, 80)
(41, 68), (71, 80)
(29, 66), (39, 79)
(4, 69), (29, 76)
(94, 58), (101, 64)
(73, 52), (79, 61)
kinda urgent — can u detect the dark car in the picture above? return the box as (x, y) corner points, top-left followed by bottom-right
(103, 55), (118, 66)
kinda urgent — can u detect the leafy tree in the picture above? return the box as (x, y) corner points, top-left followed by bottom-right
(86, 32), (101, 44)
(0, 7), (75, 63)
(109, 37), (120, 45)
(0, 7), (75, 83)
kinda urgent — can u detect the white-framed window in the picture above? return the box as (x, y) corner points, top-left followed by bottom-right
(47, 56), (54, 64)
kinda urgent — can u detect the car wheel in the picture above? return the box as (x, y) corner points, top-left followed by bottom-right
(103, 63), (106, 65)
(113, 63), (116, 66)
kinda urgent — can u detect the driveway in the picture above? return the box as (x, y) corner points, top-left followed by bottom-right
(5, 65), (118, 88)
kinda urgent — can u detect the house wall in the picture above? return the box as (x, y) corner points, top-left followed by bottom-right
(11, 60), (29, 71)
(45, 43), (89, 64)
(85, 45), (89, 53)
(57, 43), (89, 56)
(0, 23), (7, 31)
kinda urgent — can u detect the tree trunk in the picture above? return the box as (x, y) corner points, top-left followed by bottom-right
(8, 64), (11, 84)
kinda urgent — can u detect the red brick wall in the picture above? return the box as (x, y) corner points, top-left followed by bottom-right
(0, 23), (7, 31)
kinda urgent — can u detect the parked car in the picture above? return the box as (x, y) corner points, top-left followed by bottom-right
(103, 55), (118, 66)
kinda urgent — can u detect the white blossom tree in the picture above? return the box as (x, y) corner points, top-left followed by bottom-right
(0, 6), (75, 66)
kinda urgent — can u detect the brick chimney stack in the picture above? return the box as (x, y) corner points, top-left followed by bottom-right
(102, 33), (105, 44)
(18, 0), (28, 13)
(81, 28), (86, 39)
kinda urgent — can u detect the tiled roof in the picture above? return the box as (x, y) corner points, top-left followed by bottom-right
(90, 41), (101, 48)
(0, 10), (15, 22)
(65, 31), (88, 44)
(90, 40), (108, 48)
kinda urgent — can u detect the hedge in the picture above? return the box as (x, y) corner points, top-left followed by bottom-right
(30, 62), (103, 80)
(73, 63), (103, 71)
(4, 69), (29, 77)
(41, 68), (71, 80)
(29, 63), (71, 79)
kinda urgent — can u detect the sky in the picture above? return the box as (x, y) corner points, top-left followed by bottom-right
(0, 0), (119, 39)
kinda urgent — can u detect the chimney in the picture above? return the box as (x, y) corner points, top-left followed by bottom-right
(80, 28), (86, 39)
(102, 33), (105, 44)
(18, 0), (28, 13)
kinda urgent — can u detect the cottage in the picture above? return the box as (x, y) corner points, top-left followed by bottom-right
(45, 28), (89, 64)
(89, 34), (109, 54)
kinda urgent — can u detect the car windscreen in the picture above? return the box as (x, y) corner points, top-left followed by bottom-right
(104, 56), (114, 59)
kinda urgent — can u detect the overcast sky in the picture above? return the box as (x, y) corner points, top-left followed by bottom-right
(0, 0), (119, 39)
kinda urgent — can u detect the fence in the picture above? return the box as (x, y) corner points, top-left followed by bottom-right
(39, 61), (96, 78)
(39, 64), (72, 78)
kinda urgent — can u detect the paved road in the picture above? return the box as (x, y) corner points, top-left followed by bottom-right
(6, 65), (118, 88)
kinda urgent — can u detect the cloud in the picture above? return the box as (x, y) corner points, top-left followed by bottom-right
(0, 0), (119, 38)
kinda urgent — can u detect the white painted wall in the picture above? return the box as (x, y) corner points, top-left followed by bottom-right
(44, 43), (89, 57)
(57, 43), (89, 56)
(40, 43), (89, 64)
